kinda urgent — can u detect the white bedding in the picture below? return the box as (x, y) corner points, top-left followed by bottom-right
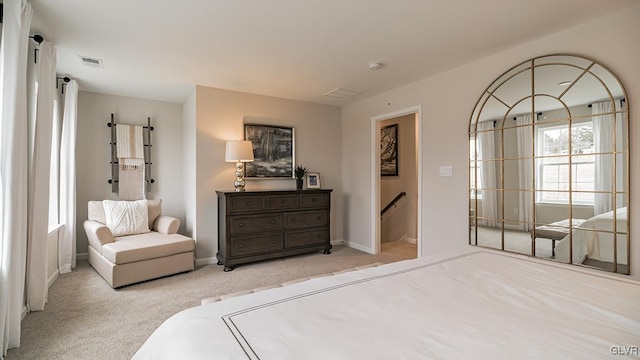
(554, 207), (628, 265)
(134, 251), (640, 360)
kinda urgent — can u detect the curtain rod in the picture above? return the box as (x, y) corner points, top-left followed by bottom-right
(587, 98), (626, 108)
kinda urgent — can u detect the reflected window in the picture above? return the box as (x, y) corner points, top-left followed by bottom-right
(536, 122), (595, 205)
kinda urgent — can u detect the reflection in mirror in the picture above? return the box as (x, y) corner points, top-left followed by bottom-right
(469, 54), (629, 274)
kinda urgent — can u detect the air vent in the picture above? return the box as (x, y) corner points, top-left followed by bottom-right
(323, 88), (360, 99)
(79, 55), (104, 68)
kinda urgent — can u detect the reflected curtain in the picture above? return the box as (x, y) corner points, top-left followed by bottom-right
(0, 0), (33, 355)
(478, 121), (498, 227)
(592, 100), (623, 215)
(59, 80), (78, 274)
(516, 115), (532, 231)
(26, 41), (56, 312)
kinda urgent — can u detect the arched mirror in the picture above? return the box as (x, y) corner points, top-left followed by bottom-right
(469, 54), (629, 274)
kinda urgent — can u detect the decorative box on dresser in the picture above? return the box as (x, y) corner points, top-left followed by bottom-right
(216, 189), (332, 271)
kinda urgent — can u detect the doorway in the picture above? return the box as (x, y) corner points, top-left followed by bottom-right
(371, 106), (422, 257)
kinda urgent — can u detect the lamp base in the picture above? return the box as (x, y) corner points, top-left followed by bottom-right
(234, 162), (246, 192)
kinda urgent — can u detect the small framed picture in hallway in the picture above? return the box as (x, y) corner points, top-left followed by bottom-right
(380, 123), (398, 176)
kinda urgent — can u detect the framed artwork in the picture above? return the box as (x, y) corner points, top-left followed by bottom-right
(307, 172), (321, 189)
(380, 124), (398, 176)
(244, 124), (295, 178)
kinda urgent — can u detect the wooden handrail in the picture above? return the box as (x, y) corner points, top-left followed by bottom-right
(381, 192), (407, 216)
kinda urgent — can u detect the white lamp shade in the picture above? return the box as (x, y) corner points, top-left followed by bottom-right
(225, 140), (254, 162)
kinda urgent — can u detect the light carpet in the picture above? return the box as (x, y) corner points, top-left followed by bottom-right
(7, 242), (416, 360)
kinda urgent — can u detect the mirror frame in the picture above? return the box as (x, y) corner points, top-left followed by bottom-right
(468, 54), (630, 274)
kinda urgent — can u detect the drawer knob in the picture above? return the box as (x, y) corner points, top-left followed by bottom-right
(239, 223), (244, 227)
(239, 243), (245, 248)
(271, 240), (276, 244)
(245, 201), (251, 206)
(281, 199), (286, 204)
(291, 218), (296, 223)
(270, 220), (276, 225)
(291, 237), (296, 241)
(316, 234), (321, 238)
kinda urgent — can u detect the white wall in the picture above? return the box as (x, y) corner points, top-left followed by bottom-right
(183, 87), (197, 238)
(192, 86), (342, 262)
(76, 92), (185, 255)
(341, 5), (640, 279)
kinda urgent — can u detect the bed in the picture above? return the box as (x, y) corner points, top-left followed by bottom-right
(554, 207), (628, 266)
(133, 250), (640, 359)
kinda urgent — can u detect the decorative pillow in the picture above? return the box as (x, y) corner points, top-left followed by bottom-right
(103, 200), (150, 237)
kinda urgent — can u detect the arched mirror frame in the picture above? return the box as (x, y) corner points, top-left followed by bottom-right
(468, 54), (630, 274)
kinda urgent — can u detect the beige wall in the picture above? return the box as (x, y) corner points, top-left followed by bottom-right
(76, 92), (185, 255)
(341, 5), (640, 279)
(380, 114), (418, 242)
(192, 86), (342, 262)
(182, 88), (197, 238)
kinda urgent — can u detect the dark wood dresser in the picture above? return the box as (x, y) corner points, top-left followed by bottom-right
(216, 189), (332, 271)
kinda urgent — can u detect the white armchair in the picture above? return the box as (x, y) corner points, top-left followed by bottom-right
(84, 199), (195, 288)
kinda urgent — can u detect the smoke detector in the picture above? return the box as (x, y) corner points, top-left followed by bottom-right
(368, 62), (383, 71)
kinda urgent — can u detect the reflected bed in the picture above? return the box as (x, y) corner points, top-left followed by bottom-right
(554, 207), (628, 268)
(134, 251), (640, 359)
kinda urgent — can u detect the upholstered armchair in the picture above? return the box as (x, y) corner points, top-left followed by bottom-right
(83, 199), (195, 288)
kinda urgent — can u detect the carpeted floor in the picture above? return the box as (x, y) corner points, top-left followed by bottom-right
(6, 241), (416, 360)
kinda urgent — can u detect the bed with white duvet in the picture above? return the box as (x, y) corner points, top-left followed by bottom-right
(134, 251), (640, 360)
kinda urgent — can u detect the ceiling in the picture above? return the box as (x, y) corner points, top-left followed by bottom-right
(28, 0), (636, 106)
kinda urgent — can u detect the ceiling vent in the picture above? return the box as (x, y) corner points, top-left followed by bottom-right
(79, 55), (104, 68)
(323, 88), (360, 99)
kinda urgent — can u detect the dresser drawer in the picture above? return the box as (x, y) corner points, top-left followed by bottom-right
(230, 233), (283, 257)
(300, 193), (329, 208)
(285, 210), (327, 229)
(285, 229), (328, 248)
(229, 214), (283, 235)
(267, 194), (299, 210)
(229, 196), (266, 213)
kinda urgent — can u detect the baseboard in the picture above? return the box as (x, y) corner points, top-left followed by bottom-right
(195, 257), (219, 267)
(344, 241), (374, 254)
(22, 305), (28, 320)
(48, 270), (60, 289)
(76, 252), (88, 260)
(331, 239), (345, 246)
(403, 237), (417, 245)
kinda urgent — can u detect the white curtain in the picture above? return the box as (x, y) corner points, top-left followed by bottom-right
(516, 115), (533, 231)
(0, 0), (33, 356)
(593, 99), (625, 215)
(26, 41), (56, 312)
(478, 121), (498, 227)
(59, 80), (78, 274)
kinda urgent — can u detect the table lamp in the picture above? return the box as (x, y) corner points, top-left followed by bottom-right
(225, 140), (254, 192)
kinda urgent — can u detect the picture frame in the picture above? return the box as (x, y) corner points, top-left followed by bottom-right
(244, 124), (295, 178)
(380, 123), (398, 176)
(307, 172), (321, 189)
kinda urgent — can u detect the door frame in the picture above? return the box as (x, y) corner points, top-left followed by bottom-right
(371, 105), (423, 255)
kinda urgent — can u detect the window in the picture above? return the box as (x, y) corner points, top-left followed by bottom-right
(536, 122), (594, 204)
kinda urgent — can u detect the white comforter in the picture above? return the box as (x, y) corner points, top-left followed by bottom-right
(134, 251), (640, 360)
(554, 207), (628, 265)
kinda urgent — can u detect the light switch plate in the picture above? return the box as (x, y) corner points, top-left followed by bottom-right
(439, 165), (453, 177)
